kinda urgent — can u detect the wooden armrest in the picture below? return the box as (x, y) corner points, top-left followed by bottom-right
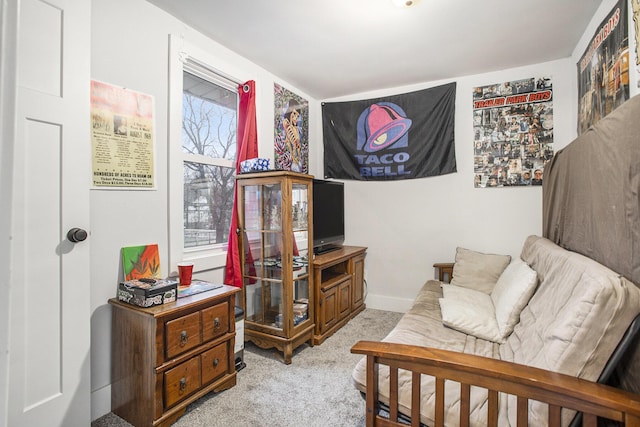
(433, 262), (454, 283)
(351, 340), (640, 427)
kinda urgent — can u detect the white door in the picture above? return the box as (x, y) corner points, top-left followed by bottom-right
(7, 0), (91, 426)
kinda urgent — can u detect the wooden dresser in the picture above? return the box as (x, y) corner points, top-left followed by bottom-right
(312, 246), (366, 345)
(109, 285), (240, 427)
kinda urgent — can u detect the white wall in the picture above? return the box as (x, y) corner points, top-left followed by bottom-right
(89, 0), (640, 421)
(0, 1), (18, 426)
(89, 0), (319, 419)
(326, 0), (640, 313)
(321, 58), (577, 313)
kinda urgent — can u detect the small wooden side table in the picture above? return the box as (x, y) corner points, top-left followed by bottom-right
(433, 262), (454, 283)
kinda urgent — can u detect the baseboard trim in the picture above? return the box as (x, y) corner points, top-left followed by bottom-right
(363, 293), (413, 313)
(91, 384), (111, 421)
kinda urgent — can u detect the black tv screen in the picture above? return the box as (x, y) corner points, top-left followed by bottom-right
(312, 179), (344, 254)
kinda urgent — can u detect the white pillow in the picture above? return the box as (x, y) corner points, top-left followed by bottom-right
(439, 285), (503, 343)
(490, 258), (538, 338)
(441, 283), (485, 300)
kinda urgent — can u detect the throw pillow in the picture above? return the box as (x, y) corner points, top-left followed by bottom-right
(490, 258), (538, 338)
(439, 285), (503, 343)
(450, 247), (511, 294)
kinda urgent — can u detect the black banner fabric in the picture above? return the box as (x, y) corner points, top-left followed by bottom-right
(321, 82), (457, 181)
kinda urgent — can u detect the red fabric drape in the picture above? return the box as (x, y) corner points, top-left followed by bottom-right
(224, 80), (258, 288)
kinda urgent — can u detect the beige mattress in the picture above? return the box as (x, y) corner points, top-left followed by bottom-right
(351, 280), (501, 426)
(352, 236), (640, 427)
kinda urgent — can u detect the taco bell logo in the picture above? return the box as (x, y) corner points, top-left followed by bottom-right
(356, 102), (412, 177)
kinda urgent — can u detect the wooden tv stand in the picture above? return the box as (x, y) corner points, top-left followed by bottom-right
(312, 246), (366, 345)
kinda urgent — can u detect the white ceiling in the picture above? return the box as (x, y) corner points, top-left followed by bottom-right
(146, 0), (603, 99)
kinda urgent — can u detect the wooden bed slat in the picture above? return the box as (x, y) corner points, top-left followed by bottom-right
(352, 341), (640, 427)
(459, 383), (470, 427)
(548, 404), (561, 427)
(434, 377), (444, 427)
(366, 355), (378, 427)
(412, 372), (421, 427)
(389, 367), (398, 422)
(488, 390), (498, 427)
(516, 396), (528, 427)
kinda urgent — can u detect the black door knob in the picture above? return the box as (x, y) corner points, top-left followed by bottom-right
(67, 228), (88, 243)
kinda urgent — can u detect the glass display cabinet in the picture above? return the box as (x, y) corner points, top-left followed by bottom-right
(237, 171), (314, 364)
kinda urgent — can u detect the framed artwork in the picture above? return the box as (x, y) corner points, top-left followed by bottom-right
(274, 83), (309, 173)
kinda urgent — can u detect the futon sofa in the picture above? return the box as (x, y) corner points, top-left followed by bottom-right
(351, 235), (640, 426)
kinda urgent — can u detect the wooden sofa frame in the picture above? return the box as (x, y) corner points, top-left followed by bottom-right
(351, 341), (640, 427)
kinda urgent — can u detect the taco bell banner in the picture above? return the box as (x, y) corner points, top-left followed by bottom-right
(322, 82), (457, 180)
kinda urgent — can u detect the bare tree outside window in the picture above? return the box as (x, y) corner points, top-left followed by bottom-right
(182, 71), (237, 248)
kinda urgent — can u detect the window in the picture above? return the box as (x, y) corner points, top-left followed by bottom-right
(181, 68), (237, 249)
(169, 35), (243, 271)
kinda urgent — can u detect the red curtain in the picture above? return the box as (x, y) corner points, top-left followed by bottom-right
(224, 80), (258, 287)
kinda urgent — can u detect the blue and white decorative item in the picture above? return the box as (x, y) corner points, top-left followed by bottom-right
(240, 157), (270, 173)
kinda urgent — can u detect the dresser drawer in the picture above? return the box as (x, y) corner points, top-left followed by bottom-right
(163, 357), (201, 408)
(202, 301), (229, 342)
(201, 342), (229, 385)
(165, 311), (202, 359)
(109, 286), (239, 427)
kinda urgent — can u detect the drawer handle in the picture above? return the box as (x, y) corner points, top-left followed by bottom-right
(180, 331), (188, 346)
(179, 377), (187, 393)
(214, 317), (221, 329)
(213, 358), (219, 367)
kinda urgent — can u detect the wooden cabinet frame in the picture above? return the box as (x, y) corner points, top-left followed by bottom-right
(109, 286), (239, 427)
(312, 246), (366, 345)
(237, 171), (315, 364)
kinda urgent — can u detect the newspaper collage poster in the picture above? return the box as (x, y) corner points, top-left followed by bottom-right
(91, 80), (155, 188)
(274, 83), (309, 173)
(578, 0), (629, 134)
(472, 77), (554, 188)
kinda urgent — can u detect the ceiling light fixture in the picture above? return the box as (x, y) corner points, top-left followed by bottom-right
(391, 0), (420, 8)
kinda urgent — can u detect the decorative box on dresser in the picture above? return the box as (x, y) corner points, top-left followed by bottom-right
(312, 245), (367, 345)
(109, 285), (240, 427)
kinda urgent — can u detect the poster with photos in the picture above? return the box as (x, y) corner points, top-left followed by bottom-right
(577, 0), (629, 134)
(472, 77), (554, 188)
(274, 83), (309, 173)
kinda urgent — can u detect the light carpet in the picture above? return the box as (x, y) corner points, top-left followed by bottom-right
(92, 308), (403, 427)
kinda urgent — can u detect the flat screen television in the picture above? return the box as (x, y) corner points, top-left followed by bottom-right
(312, 179), (345, 255)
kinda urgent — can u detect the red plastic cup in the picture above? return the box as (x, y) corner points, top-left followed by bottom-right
(177, 262), (194, 286)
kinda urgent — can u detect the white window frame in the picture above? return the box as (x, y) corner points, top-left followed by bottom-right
(168, 35), (246, 273)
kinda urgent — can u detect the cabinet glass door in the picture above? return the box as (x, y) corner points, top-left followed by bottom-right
(292, 183), (310, 328)
(239, 172), (314, 363)
(243, 182), (284, 331)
